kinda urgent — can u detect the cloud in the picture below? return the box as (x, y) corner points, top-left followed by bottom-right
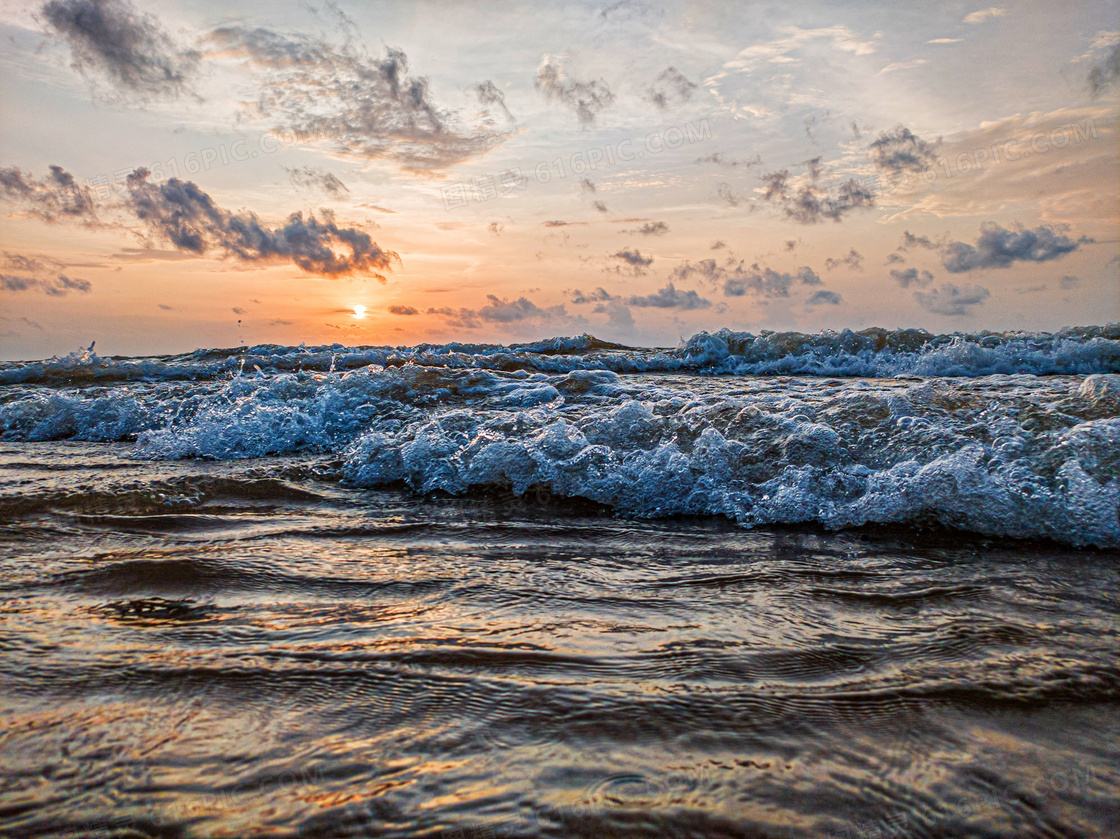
(209, 27), (508, 172)
(885, 252), (906, 264)
(757, 169), (874, 223)
(0, 250), (92, 295)
(1060, 274), (1080, 289)
(487, 221), (504, 235)
(536, 54), (614, 126)
(927, 38), (963, 44)
(939, 222), (1090, 272)
(880, 59), (927, 74)
(717, 182), (739, 207)
(122, 168), (398, 279)
(899, 230), (939, 250)
(610, 247), (653, 274)
(1088, 43), (1120, 97)
(890, 267), (934, 287)
(806, 289), (843, 306)
(231, 306), (247, 315)
(40, 0), (199, 99)
(569, 287), (614, 304)
(695, 152), (761, 168)
(623, 220), (668, 236)
(626, 283), (710, 310)
(358, 203), (397, 214)
(474, 79), (513, 120)
(784, 239), (799, 252)
(580, 178), (596, 193)
(647, 66), (696, 109)
(388, 304), (419, 315)
(285, 166), (349, 197)
(158, 303), (172, 310)
(0, 164), (98, 223)
(542, 220), (586, 227)
(426, 306), (481, 329)
(963, 7), (1006, 24)
(593, 298), (635, 328)
(825, 248), (863, 270)
(711, 240), (726, 250)
(868, 125), (941, 175)
(913, 282), (990, 315)
(672, 258), (821, 298)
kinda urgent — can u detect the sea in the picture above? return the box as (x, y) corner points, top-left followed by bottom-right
(1, 325), (1118, 838)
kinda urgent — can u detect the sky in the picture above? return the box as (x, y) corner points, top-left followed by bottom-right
(0, 0), (1118, 359)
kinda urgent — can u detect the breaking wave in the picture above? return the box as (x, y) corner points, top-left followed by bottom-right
(1, 326), (1118, 547)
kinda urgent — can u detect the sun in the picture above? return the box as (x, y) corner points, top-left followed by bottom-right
(352, 305), (367, 319)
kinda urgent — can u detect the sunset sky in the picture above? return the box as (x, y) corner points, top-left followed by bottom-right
(1, 0), (1117, 359)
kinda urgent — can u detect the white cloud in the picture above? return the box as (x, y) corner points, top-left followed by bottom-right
(963, 7), (1006, 24)
(880, 59), (927, 74)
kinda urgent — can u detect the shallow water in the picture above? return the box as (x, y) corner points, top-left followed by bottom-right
(1, 330), (1118, 836)
(1, 442), (1118, 838)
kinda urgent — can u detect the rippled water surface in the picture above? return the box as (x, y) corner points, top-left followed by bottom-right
(2, 440), (1118, 838)
(1, 332), (1119, 836)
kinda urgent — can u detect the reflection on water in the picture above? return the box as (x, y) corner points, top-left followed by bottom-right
(0, 442), (1118, 838)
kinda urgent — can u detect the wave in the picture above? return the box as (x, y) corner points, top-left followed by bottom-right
(2, 337), (1119, 545)
(2, 324), (1118, 385)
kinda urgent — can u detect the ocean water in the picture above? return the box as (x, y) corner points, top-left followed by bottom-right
(1, 326), (1118, 837)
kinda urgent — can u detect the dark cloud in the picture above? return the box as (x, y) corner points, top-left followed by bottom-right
(913, 282), (990, 315)
(580, 178), (596, 193)
(717, 182), (738, 207)
(0, 164), (98, 224)
(158, 303), (172, 310)
(40, 0), (199, 99)
(623, 221), (668, 236)
(1088, 43), (1120, 97)
(536, 54), (614, 126)
(487, 221), (504, 235)
(268, 318), (292, 325)
(593, 298), (635, 328)
(358, 203), (397, 214)
(825, 248), (863, 271)
(1017, 284), (1047, 294)
(285, 166), (349, 197)
(611, 247), (653, 269)
(784, 239), (799, 252)
(388, 304), (419, 315)
(209, 28), (508, 172)
(695, 152), (761, 168)
(758, 169), (874, 224)
(592, 200), (609, 213)
(0, 251), (91, 295)
(569, 287), (614, 304)
(647, 66), (696, 109)
(672, 258), (821, 298)
(939, 222), (1090, 273)
(231, 306), (247, 315)
(806, 289), (843, 306)
(542, 220), (586, 227)
(899, 230), (939, 250)
(886, 252), (906, 264)
(868, 125), (941, 176)
(122, 168), (398, 279)
(474, 79), (513, 121)
(802, 156), (823, 181)
(711, 240), (726, 250)
(626, 282), (710, 310)
(477, 294), (568, 322)
(890, 267), (934, 288)
(1060, 274), (1080, 289)
(426, 306), (481, 329)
